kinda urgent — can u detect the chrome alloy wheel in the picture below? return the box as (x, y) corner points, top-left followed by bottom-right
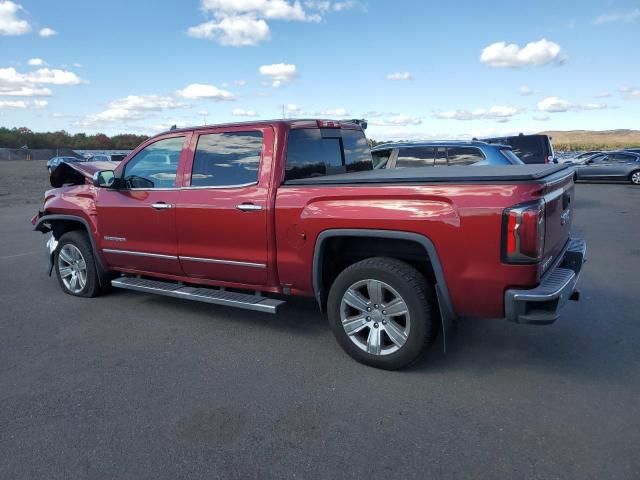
(632, 171), (640, 185)
(58, 244), (87, 293)
(339, 279), (411, 356)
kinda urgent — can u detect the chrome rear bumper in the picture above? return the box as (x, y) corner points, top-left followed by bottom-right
(505, 238), (586, 325)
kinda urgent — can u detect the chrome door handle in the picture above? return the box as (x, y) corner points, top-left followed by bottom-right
(151, 202), (172, 210)
(236, 203), (262, 211)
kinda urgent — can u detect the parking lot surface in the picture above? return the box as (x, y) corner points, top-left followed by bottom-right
(1, 162), (639, 479)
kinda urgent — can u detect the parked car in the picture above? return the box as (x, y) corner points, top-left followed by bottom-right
(371, 141), (523, 169)
(46, 156), (84, 174)
(482, 133), (555, 164)
(573, 151), (640, 184)
(32, 119), (585, 370)
(88, 153), (128, 162)
(572, 151), (603, 161)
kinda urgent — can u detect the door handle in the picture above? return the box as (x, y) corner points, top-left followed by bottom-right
(151, 202), (172, 210)
(236, 203), (262, 211)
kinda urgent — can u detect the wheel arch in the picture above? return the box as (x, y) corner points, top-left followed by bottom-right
(34, 214), (108, 285)
(312, 229), (457, 343)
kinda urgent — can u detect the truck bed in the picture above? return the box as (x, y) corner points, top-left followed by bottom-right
(284, 164), (571, 185)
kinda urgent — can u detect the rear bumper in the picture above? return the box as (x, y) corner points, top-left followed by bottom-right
(505, 238), (586, 325)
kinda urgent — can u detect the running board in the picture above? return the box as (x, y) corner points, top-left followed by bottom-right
(111, 277), (285, 314)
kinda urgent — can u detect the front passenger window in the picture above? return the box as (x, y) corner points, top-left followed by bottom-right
(123, 137), (184, 189)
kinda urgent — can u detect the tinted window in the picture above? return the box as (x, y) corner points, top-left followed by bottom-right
(191, 131), (262, 187)
(613, 153), (635, 162)
(589, 154), (608, 163)
(372, 149), (391, 169)
(342, 129), (373, 172)
(447, 147), (484, 166)
(435, 147), (447, 166)
(123, 136), (184, 189)
(500, 149), (523, 164)
(285, 128), (372, 181)
(506, 137), (543, 164)
(397, 147), (435, 167)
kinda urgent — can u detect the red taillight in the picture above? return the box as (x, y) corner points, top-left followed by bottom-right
(317, 120), (340, 128)
(503, 201), (545, 263)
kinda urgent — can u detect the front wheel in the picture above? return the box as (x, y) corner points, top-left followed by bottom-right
(327, 257), (437, 370)
(54, 230), (101, 297)
(630, 170), (640, 185)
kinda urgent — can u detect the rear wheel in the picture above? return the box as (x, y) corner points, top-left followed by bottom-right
(54, 231), (101, 297)
(327, 257), (437, 370)
(630, 170), (640, 185)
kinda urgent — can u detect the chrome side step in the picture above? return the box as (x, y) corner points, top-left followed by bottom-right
(111, 277), (285, 314)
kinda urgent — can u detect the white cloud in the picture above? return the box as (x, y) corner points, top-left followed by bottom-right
(197, 109), (209, 116)
(79, 93), (187, 128)
(189, 0), (357, 46)
(318, 107), (349, 116)
(519, 85), (539, 96)
(232, 108), (259, 116)
(0, 99), (47, 109)
(537, 96), (608, 112)
(480, 38), (564, 68)
(0, 1), (30, 35)
(27, 58), (45, 66)
(370, 114), (423, 127)
(0, 67), (83, 96)
(38, 27), (57, 37)
(284, 103), (302, 116)
(386, 72), (412, 81)
(187, 16), (270, 46)
(149, 121), (188, 133)
(619, 86), (640, 99)
(594, 91), (611, 98)
(434, 105), (522, 121)
(109, 95), (184, 111)
(177, 83), (235, 100)
(533, 115), (550, 121)
(593, 8), (640, 25)
(234, 79), (247, 86)
(259, 63), (297, 87)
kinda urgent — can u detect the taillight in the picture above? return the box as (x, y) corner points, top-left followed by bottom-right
(317, 120), (340, 128)
(502, 200), (545, 263)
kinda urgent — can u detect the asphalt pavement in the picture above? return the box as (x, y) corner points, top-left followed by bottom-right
(1, 182), (639, 479)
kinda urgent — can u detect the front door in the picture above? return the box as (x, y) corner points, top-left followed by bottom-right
(176, 126), (273, 286)
(97, 135), (189, 276)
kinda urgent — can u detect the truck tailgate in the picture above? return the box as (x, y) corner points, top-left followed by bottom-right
(541, 170), (575, 272)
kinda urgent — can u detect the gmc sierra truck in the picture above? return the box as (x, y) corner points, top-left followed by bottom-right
(32, 119), (586, 369)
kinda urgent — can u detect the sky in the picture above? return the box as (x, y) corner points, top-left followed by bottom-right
(0, 0), (639, 141)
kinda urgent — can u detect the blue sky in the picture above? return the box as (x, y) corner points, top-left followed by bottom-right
(0, 0), (639, 140)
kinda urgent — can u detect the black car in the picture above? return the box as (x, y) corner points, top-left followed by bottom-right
(482, 133), (555, 164)
(46, 156), (85, 174)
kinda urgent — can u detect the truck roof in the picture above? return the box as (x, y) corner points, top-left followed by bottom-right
(157, 118), (363, 137)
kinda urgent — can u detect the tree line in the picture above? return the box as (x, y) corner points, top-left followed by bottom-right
(0, 127), (149, 150)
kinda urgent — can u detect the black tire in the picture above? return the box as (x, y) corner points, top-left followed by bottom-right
(327, 257), (437, 370)
(54, 230), (101, 298)
(629, 170), (640, 185)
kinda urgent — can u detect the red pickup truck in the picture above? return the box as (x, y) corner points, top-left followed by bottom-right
(33, 119), (586, 369)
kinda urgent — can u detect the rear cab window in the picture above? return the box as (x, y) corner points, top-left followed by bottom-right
(285, 127), (372, 181)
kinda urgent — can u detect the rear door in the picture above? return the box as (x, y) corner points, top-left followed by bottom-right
(176, 126), (274, 286)
(610, 153), (637, 179)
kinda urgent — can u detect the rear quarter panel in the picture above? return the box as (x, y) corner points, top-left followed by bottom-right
(275, 182), (545, 318)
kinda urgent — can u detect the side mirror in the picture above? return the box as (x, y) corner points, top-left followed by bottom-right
(92, 170), (116, 187)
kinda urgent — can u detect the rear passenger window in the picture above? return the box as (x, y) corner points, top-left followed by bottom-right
(342, 129), (373, 172)
(372, 149), (391, 169)
(191, 131), (262, 187)
(285, 128), (372, 181)
(447, 147), (484, 166)
(613, 153), (634, 162)
(396, 147), (435, 167)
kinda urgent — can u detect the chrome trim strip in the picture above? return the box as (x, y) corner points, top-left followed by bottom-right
(102, 248), (178, 260)
(179, 256), (266, 268)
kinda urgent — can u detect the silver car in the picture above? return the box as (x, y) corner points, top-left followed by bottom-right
(574, 151), (640, 185)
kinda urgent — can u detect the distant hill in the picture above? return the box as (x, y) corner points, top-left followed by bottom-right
(540, 130), (640, 151)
